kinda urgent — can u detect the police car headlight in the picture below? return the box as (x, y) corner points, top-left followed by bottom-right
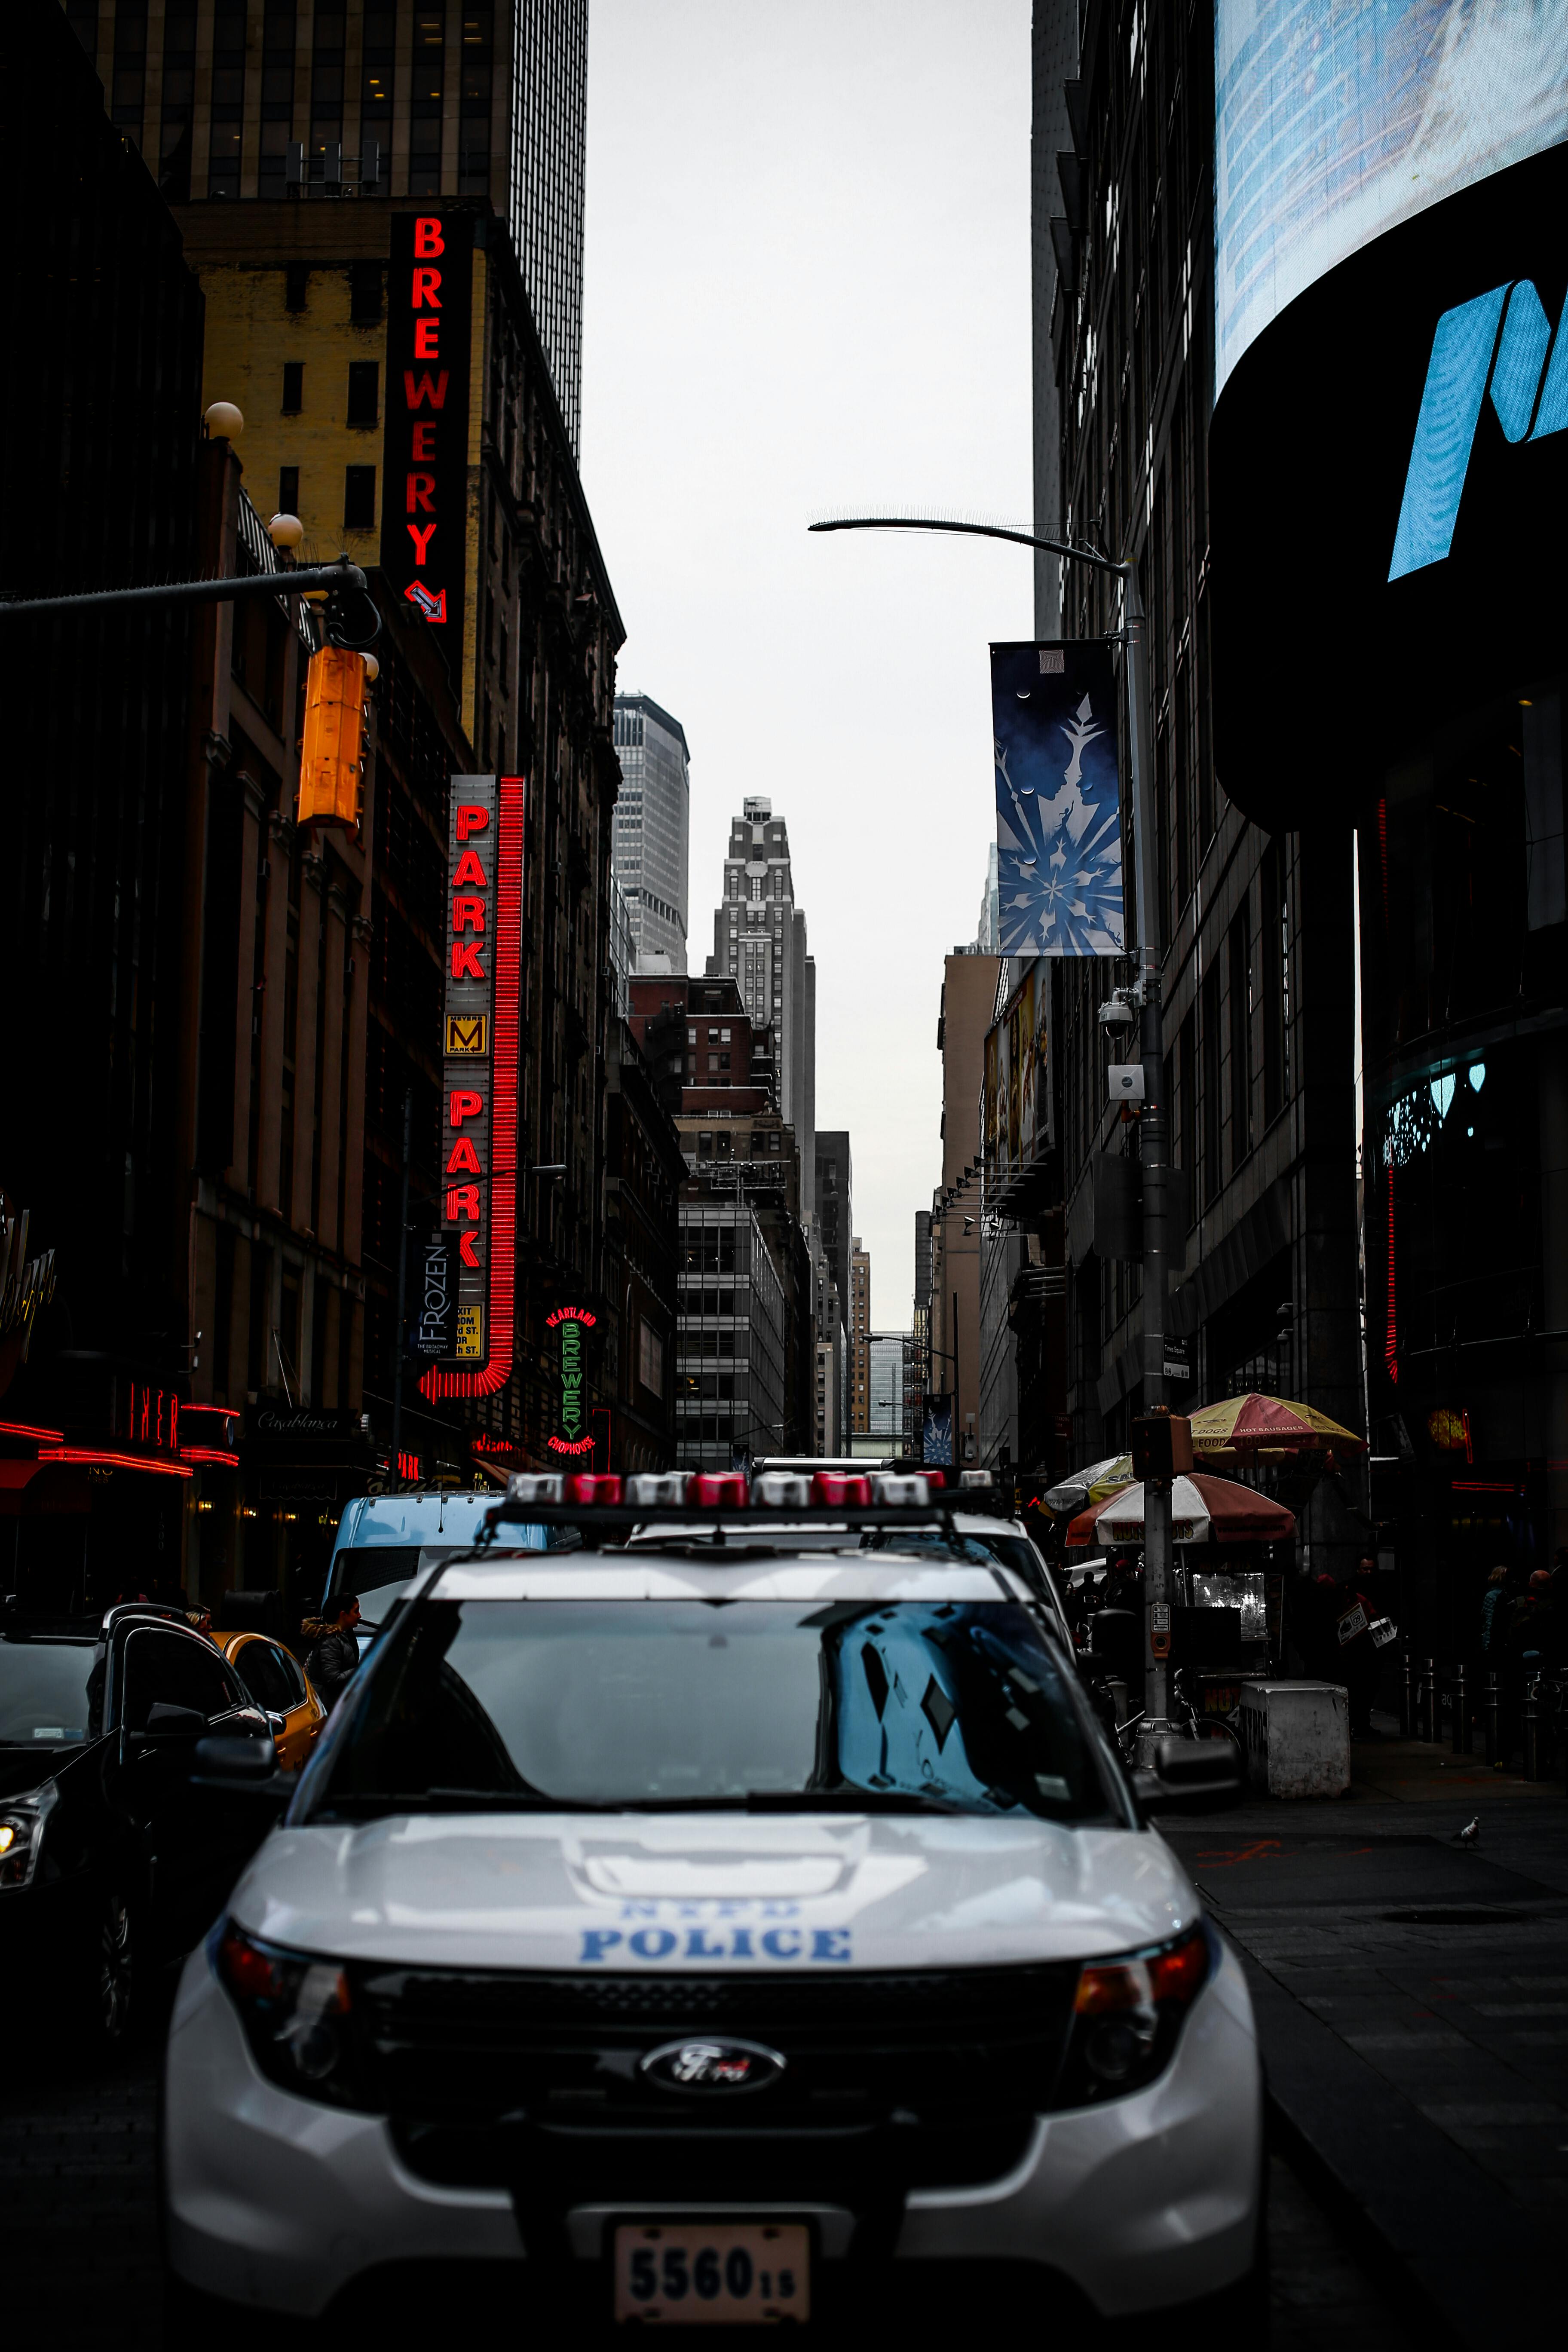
(1060, 1920), (1213, 2105)
(214, 1920), (375, 2109)
(0, 1781), (58, 1892)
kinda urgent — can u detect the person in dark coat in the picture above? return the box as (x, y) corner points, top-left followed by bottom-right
(305, 1598), (362, 1709)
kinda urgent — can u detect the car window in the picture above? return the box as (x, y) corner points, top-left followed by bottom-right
(0, 1638), (100, 1746)
(331, 1547), (421, 1600)
(122, 1630), (246, 1729)
(230, 1638), (294, 1714)
(272, 1642), (308, 1706)
(322, 1599), (1116, 1823)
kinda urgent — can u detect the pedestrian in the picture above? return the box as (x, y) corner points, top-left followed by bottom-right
(1331, 1571), (1380, 1737)
(304, 1596), (363, 1710)
(1480, 1564), (1510, 1657)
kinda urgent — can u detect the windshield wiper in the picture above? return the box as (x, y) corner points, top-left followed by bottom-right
(316, 1787), (968, 1818)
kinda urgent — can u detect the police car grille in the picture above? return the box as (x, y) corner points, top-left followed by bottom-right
(359, 1965), (1078, 2199)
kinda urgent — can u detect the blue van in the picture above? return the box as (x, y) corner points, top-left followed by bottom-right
(323, 1489), (547, 1643)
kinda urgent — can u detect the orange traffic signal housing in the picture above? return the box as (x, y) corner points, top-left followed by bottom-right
(297, 645), (365, 827)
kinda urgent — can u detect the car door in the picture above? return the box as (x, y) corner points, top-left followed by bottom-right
(112, 1626), (267, 1954)
(227, 1634), (320, 1770)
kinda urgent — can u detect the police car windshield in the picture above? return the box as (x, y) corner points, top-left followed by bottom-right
(315, 1599), (1115, 1823)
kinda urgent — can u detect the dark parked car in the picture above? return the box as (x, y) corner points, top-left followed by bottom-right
(0, 1602), (273, 2038)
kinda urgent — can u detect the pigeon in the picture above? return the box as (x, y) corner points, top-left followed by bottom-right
(1453, 1817), (1480, 1847)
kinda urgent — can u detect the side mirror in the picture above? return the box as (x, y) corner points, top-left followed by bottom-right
(192, 1732), (284, 1794)
(138, 1702), (208, 1742)
(1135, 1736), (1240, 1813)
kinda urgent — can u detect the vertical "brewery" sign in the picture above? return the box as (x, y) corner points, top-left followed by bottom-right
(381, 211), (472, 665)
(419, 772), (525, 1403)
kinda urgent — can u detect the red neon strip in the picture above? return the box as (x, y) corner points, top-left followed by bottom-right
(1384, 1171), (1397, 1386)
(0, 1419), (65, 1442)
(1451, 1480), (1516, 1494)
(181, 1403), (234, 1422)
(421, 772), (523, 1403)
(38, 1447), (193, 1479)
(179, 1446), (241, 1467)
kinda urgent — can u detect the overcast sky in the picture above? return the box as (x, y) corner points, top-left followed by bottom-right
(580, 0), (1032, 1328)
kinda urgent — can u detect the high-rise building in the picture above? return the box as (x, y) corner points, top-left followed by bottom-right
(65, 0), (589, 450)
(709, 798), (815, 1194)
(930, 952), (999, 1467)
(975, 844), (1001, 954)
(867, 1333), (904, 1442)
(612, 694), (690, 974)
(848, 1239), (870, 1434)
(1038, 7), (1361, 1502)
(815, 1133), (853, 1313)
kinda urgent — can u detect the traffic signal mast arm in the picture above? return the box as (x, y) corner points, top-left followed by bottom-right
(0, 558), (380, 647)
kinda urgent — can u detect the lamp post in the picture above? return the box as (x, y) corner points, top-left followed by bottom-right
(810, 514), (1174, 1746)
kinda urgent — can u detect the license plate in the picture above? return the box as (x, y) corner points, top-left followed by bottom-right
(613, 2220), (810, 2325)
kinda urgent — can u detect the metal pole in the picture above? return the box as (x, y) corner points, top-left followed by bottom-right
(390, 1085), (412, 1481)
(1120, 562), (1172, 1746)
(0, 558), (369, 622)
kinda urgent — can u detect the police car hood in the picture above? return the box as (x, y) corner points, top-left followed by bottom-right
(230, 1809), (1197, 1972)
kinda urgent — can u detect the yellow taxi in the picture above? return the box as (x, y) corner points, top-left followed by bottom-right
(211, 1628), (326, 1772)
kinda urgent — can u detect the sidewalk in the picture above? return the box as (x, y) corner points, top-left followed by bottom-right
(1162, 1721), (1568, 2347)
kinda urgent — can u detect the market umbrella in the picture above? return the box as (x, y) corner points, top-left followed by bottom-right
(1066, 1472), (1297, 1550)
(1187, 1393), (1365, 1458)
(1042, 1453), (1134, 1516)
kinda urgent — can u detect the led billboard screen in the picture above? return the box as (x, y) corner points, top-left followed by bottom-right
(1215, 0), (1568, 399)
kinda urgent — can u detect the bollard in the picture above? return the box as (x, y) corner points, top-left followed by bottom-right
(1420, 1657), (1439, 1745)
(1400, 1646), (1414, 1740)
(1485, 1671), (1501, 1767)
(1452, 1663), (1471, 1756)
(1522, 1681), (1547, 1782)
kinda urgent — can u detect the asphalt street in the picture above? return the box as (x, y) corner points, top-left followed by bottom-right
(0, 1967), (1424, 2351)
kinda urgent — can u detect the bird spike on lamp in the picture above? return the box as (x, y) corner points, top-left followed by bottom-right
(268, 512), (304, 551)
(204, 401), (244, 439)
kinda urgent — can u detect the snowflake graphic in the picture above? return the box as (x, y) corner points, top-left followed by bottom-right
(992, 653), (1125, 956)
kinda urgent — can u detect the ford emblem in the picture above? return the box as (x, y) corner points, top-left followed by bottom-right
(639, 2037), (786, 2095)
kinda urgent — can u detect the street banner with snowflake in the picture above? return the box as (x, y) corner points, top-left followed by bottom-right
(989, 640), (1124, 956)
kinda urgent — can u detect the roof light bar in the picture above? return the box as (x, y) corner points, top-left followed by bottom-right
(812, 1472), (871, 1507)
(753, 1473), (813, 1509)
(625, 1473), (689, 1507)
(688, 1473), (749, 1510)
(870, 1473), (930, 1506)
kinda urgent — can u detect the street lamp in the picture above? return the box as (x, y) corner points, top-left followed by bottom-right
(810, 512), (1176, 1753)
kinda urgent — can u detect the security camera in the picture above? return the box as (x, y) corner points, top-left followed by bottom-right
(1097, 988), (1139, 1031)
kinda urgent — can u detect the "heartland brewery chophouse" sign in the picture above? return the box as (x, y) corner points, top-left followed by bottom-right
(419, 772), (524, 1404)
(546, 1305), (597, 1456)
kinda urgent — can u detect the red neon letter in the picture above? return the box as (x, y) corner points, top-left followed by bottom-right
(449, 1090), (483, 1125)
(444, 1136), (482, 1176)
(459, 1231), (482, 1268)
(447, 1185), (482, 1222)
(451, 940), (484, 980)
(452, 847), (487, 886)
(414, 318), (440, 358)
(403, 370), (450, 410)
(407, 522), (437, 564)
(411, 421), (438, 459)
(455, 805), (490, 840)
(452, 895), (485, 934)
(406, 472), (436, 513)
(411, 266), (443, 308)
(413, 217), (445, 257)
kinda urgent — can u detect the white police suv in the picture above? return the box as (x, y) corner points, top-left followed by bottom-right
(162, 1473), (1263, 2337)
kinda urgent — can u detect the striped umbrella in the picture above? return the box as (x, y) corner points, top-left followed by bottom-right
(1188, 1393), (1364, 1457)
(1067, 1472), (1297, 1550)
(1042, 1453), (1134, 1516)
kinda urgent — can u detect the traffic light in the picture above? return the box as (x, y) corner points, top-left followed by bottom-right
(297, 645), (366, 827)
(1131, 1409), (1193, 1481)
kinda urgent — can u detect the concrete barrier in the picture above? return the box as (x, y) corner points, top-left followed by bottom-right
(1235, 1679), (1350, 1798)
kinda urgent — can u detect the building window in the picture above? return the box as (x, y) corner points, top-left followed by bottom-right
(639, 1320), (665, 1398)
(278, 465), (300, 517)
(410, 2), (445, 195)
(343, 466), (377, 529)
(282, 362), (304, 415)
(257, 0), (294, 198)
(350, 263), (383, 323)
(346, 361), (380, 426)
(285, 263), (309, 313)
(208, 0), (247, 196)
